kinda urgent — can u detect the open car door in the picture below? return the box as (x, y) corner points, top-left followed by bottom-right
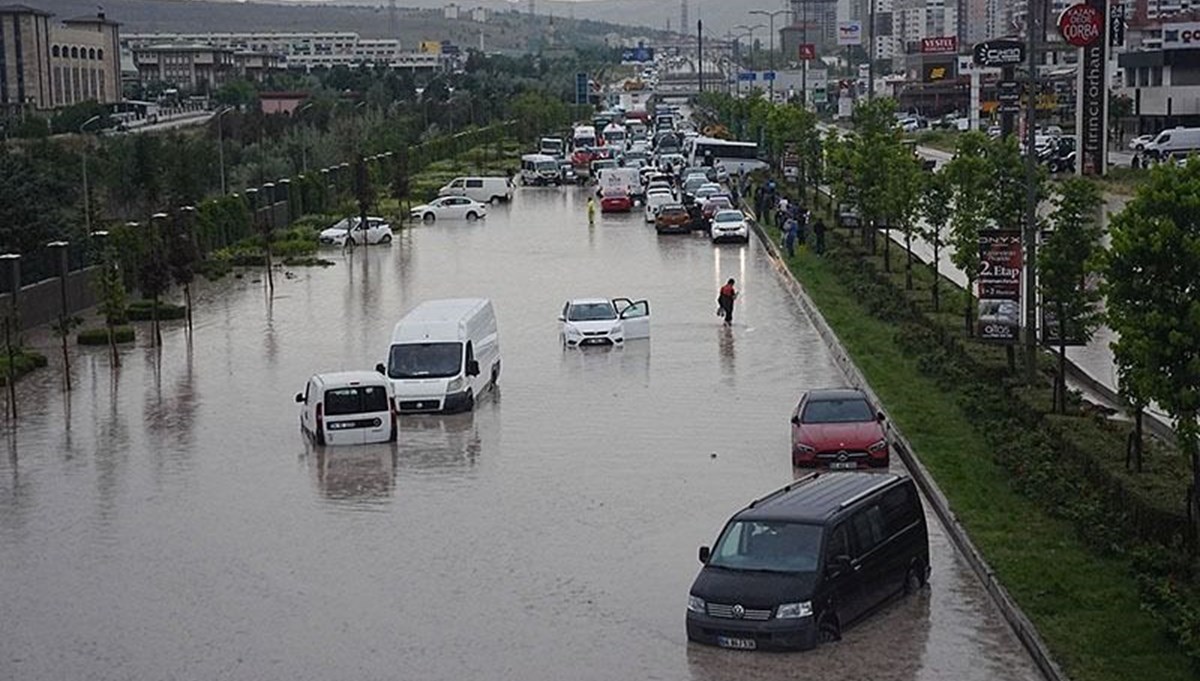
(613, 298), (651, 340)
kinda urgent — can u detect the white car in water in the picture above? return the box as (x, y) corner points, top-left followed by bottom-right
(409, 196), (489, 222)
(644, 190), (674, 222)
(559, 298), (652, 347)
(318, 217), (393, 246)
(710, 209), (750, 243)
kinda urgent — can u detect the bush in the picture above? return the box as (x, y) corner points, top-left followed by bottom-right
(127, 300), (187, 321)
(77, 326), (135, 345)
(0, 348), (48, 385)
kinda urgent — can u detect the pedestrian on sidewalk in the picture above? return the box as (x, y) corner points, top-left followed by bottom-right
(754, 185), (766, 219)
(776, 196), (790, 229)
(717, 278), (738, 326)
(783, 215), (799, 258)
(813, 218), (827, 255)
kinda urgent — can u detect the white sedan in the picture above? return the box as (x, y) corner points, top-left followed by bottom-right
(710, 209), (750, 243)
(410, 196), (488, 222)
(644, 190), (674, 222)
(1128, 134), (1154, 151)
(318, 217), (393, 246)
(559, 298), (652, 348)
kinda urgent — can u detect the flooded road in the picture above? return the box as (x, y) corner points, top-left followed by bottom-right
(1, 187), (1041, 680)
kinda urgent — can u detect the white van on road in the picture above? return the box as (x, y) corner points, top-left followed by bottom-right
(1145, 127), (1200, 161)
(438, 176), (513, 204)
(296, 371), (396, 446)
(376, 298), (501, 414)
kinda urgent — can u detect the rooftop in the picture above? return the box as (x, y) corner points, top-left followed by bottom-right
(736, 472), (904, 524)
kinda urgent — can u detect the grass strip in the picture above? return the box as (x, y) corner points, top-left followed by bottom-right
(765, 221), (1194, 681)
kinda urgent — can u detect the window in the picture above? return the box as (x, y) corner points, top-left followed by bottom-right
(825, 524), (850, 559)
(323, 385), (389, 416)
(879, 485), (917, 534)
(88, 48), (96, 60)
(70, 46), (78, 59)
(567, 302), (617, 321)
(97, 49), (103, 60)
(387, 342), (463, 379)
(465, 179), (483, 188)
(850, 504), (886, 556)
(710, 521), (824, 572)
(801, 397), (875, 424)
(1152, 66), (1163, 87)
(52, 45), (59, 57)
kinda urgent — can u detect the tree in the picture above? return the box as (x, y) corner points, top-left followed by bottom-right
(1105, 159), (1200, 532)
(167, 208), (199, 333)
(1039, 177), (1103, 413)
(884, 145), (924, 284)
(849, 98), (898, 253)
(139, 217), (172, 347)
(920, 169), (952, 311)
(214, 79), (258, 108)
(944, 131), (992, 335)
(95, 240), (127, 367)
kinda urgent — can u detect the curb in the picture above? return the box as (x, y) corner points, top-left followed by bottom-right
(749, 216), (1069, 681)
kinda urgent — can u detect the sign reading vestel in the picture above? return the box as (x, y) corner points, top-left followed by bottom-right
(976, 230), (1023, 343)
(921, 36), (957, 53)
(972, 39), (1025, 67)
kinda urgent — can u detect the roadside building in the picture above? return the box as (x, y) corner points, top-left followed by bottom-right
(0, 4), (121, 111)
(1118, 22), (1200, 130)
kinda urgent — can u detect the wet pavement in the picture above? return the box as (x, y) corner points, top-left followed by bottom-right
(1, 186), (1041, 680)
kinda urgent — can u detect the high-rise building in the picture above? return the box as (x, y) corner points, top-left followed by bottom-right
(0, 5), (121, 111)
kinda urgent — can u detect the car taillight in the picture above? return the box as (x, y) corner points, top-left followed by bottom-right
(315, 403), (324, 439)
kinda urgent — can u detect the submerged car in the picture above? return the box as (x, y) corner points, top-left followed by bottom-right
(409, 196), (488, 222)
(559, 298), (651, 347)
(790, 388), (889, 469)
(710, 209), (750, 243)
(655, 204), (691, 234)
(600, 188), (633, 213)
(318, 216), (393, 246)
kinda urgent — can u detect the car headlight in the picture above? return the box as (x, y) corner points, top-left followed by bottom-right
(868, 439), (888, 452)
(776, 601), (813, 619)
(795, 442), (816, 453)
(688, 595), (706, 614)
(446, 376), (465, 393)
(563, 324), (582, 337)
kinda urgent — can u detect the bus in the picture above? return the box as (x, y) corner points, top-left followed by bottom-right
(686, 136), (768, 175)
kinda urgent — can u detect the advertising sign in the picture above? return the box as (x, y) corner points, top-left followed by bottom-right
(838, 21), (863, 46)
(976, 230), (1023, 342)
(1110, 3), (1125, 47)
(1076, 0), (1107, 176)
(1058, 3), (1103, 47)
(783, 149), (800, 180)
(997, 80), (1020, 113)
(621, 45), (656, 63)
(799, 44), (817, 60)
(1160, 21), (1200, 47)
(972, 39), (1025, 67)
(921, 36), (958, 53)
(575, 72), (589, 105)
(738, 72), (758, 81)
(923, 62), (953, 82)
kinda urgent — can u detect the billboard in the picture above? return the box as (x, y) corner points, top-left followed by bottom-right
(621, 45), (655, 63)
(1160, 21), (1200, 47)
(838, 21), (863, 45)
(976, 230), (1023, 343)
(923, 62), (954, 82)
(920, 36), (958, 53)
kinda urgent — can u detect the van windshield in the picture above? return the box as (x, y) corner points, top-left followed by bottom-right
(710, 521), (822, 573)
(388, 342), (463, 379)
(324, 385), (390, 415)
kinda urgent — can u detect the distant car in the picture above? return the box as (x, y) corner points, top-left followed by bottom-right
(692, 183), (724, 206)
(701, 195), (734, 223)
(790, 388), (889, 469)
(1128, 134), (1154, 151)
(318, 216), (393, 246)
(706, 163), (730, 183)
(897, 117), (920, 133)
(710, 209), (750, 243)
(655, 204), (691, 234)
(559, 298), (651, 347)
(657, 153), (686, 171)
(646, 181), (675, 198)
(409, 196), (488, 222)
(645, 191), (675, 222)
(600, 188), (633, 213)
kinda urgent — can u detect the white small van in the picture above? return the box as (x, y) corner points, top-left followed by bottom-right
(296, 371), (396, 446)
(521, 153), (563, 186)
(376, 298), (501, 414)
(438, 176), (513, 204)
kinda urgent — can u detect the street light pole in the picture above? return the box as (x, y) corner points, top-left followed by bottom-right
(750, 9), (789, 102)
(868, 0), (877, 100)
(215, 107), (233, 195)
(79, 115), (101, 235)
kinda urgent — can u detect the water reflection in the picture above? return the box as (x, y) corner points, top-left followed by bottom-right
(718, 326), (735, 384)
(396, 413), (483, 474)
(308, 444), (396, 504)
(558, 341), (652, 385)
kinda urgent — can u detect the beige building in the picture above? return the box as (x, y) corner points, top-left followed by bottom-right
(132, 43), (236, 93)
(0, 4), (121, 111)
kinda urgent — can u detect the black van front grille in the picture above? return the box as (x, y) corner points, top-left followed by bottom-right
(706, 603), (773, 621)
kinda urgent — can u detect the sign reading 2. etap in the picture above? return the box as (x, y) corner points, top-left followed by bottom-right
(972, 39), (1025, 67)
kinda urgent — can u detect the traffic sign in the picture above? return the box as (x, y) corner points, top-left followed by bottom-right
(1059, 3), (1103, 47)
(738, 72), (758, 81)
(799, 44), (816, 60)
(972, 39), (1025, 67)
(763, 71), (776, 81)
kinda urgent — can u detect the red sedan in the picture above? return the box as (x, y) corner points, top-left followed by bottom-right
(600, 189), (633, 213)
(790, 388), (889, 469)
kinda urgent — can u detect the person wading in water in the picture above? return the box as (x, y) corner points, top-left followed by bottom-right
(717, 278), (738, 326)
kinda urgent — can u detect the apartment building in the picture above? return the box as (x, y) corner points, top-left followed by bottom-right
(123, 31), (441, 72)
(0, 5), (121, 111)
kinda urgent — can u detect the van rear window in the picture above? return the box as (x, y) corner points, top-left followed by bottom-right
(324, 386), (389, 415)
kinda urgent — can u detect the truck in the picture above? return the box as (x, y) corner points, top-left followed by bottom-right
(539, 136), (566, 159)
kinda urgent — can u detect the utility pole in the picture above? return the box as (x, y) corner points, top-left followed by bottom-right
(868, 0), (877, 100)
(750, 9), (789, 102)
(1022, 0), (1039, 380)
(698, 19), (704, 93)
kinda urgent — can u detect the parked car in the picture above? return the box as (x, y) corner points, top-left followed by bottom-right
(710, 209), (750, 243)
(600, 188), (633, 213)
(701, 195), (734, 224)
(654, 204), (691, 234)
(692, 183), (724, 207)
(1128, 133), (1154, 151)
(790, 388), (889, 469)
(645, 181), (675, 199)
(644, 191), (675, 222)
(296, 371), (396, 446)
(409, 196), (488, 222)
(559, 298), (651, 347)
(318, 216), (393, 246)
(686, 472), (930, 650)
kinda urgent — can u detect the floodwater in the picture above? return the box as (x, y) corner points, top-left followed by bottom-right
(0, 187), (1041, 680)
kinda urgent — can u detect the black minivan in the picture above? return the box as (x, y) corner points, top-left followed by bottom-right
(686, 472), (929, 651)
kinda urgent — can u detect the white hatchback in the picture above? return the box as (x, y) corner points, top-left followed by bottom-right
(318, 217), (393, 246)
(410, 196), (489, 222)
(559, 298), (651, 348)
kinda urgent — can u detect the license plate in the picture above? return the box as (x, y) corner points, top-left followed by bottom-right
(716, 636), (757, 650)
(829, 461), (858, 470)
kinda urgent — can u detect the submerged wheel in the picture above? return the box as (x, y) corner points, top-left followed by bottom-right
(466, 211), (479, 220)
(379, 233), (392, 244)
(904, 561), (927, 595)
(423, 212), (435, 222)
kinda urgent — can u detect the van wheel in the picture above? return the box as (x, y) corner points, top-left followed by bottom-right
(904, 562), (926, 595)
(490, 195), (501, 205)
(466, 211), (479, 220)
(817, 614), (841, 644)
(464, 389), (475, 411)
(388, 420), (397, 443)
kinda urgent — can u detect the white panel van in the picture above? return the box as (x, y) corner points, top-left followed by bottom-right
(296, 371), (397, 446)
(1145, 127), (1200, 161)
(438, 176), (513, 204)
(376, 298), (501, 414)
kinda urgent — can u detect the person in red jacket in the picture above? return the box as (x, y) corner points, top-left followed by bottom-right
(717, 278), (737, 326)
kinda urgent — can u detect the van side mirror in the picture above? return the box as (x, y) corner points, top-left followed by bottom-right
(466, 359), (480, 377)
(876, 411), (886, 422)
(826, 554), (852, 578)
(294, 393), (305, 404)
(375, 363), (386, 375)
(698, 546), (711, 564)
